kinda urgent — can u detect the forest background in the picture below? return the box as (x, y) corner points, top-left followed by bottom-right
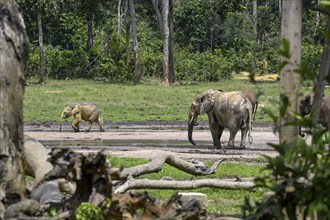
(17, 0), (326, 85)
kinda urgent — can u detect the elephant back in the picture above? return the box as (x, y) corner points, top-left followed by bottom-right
(213, 91), (251, 129)
(80, 103), (101, 120)
(216, 91), (251, 112)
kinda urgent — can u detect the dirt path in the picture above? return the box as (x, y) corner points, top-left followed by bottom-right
(24, 121), (279, 160)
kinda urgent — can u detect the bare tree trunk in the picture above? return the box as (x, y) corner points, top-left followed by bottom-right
(0, 0), (29, 207)
(129, 0), (141, 85)
(37, 10), (46, 84)
(117, 0), (122, 35)
(252, 0), (257, 40)
(168, 0), (175, 84)
(279, 0), (282, 15)
(279, 0), (302, 144)
(162, 0), (170, 86)
(311, 14), (330, 141)
(86, 19), (93, 52)
(124, 0), (130, 65)
(150, 0), (163, 34)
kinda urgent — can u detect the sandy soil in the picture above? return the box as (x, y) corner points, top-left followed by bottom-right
(24, 121), (279, 161)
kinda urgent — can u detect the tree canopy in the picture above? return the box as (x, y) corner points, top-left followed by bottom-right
(16, 0), (327, 83)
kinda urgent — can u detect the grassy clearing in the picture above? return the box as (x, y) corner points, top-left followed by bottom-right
(24, 76), (281, 123)
(24, 76), (279, 216)
(108, 156), (268, 216)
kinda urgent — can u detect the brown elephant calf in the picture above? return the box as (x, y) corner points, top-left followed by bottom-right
(59, 103), (105, 132)
(299, 95), (330, 132)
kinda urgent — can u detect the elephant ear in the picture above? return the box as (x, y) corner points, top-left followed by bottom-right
(200, 96), (214, 114)
(71, 104), (81, 115)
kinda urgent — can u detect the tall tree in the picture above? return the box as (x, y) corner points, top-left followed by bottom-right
(311, 5), (330, 142)
(152, 0), (175, 85)
(168, 0), (175, 84)
(117, 0), (123, 35)
(162, 0), (170, 86)
(252, 0), (257, 39)
(0, 0), (29, 207)
(124, 0), (130, 65)
(37, 8), (45, 84)
(279, 0), (302, 144)
(77, 0), (110, 53)
(150, 0), (163, 34)
(129, 0), (141, 84)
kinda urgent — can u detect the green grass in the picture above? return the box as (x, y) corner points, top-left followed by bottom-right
(24, 77), (278, 216)
(108, 156), (268, 217)
(24, 76), (280, 123)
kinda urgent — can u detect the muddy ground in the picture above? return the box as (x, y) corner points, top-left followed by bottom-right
(24, 121), (280, 161)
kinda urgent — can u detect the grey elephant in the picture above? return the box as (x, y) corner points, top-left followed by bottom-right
(299, 94), (330, 134)
(188, 89), (253, 151)
(241, 90), (258, 121)
(59, 103), (105, 132)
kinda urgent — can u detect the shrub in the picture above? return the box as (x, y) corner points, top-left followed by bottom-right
(175, 49), (234, 82)
(73, 202), (104, 220)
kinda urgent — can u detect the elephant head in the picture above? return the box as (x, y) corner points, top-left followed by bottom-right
(299, 95), (313, 137)
(188, 90), (216, 146)
(299, 95), (312, 117)
(59, 104), (81, 132)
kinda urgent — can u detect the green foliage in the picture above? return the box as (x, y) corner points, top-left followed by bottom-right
(19, 0), (325, 82)
(243, 129), (330, 219)
(278, 39), (291, 59)
(243, 41), (330, 218)
(46, 45), (88, 79)
(301, 43), (323, 77)
(176, 49), (234, 81)
(73, 203), (104, 220)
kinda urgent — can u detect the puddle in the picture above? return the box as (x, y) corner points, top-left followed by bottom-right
(40, 139), (211, 149)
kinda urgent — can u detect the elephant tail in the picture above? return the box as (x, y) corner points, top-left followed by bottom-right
(247, 106), (253, 144)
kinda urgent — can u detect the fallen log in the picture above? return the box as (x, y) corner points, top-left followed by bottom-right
(115, 177), (255, 193)
(118, 150), (226, 179)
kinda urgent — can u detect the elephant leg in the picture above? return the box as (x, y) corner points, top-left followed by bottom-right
(227, 129), (238, 148)
(216, 126), (225, 153)
(216, 126), (224, 150)
(240, 127), (248, 149)
(85, 122), (93, 132)
(72, 119), (81, 132)
(209, 118), (221, 149)
(97, 118), (105, 132)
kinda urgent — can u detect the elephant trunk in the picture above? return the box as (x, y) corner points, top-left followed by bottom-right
(298, 125), (305, 137)
(59, 113), (65, 132)
(59, 117), (63, 132)
(188, 114), (198, 146)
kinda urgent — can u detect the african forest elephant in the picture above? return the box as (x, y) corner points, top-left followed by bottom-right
(241, 90), (258, 121)
(299, 95), (330, 134)
(188, 89), (253, 151)
(60, 103), (105, 132)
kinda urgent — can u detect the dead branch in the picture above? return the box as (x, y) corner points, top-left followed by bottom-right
(20, 146), (255, 219)
(107, 191), (209, 220)
(118, 150), (226, 179)
(313, 4), (330, 15)
(115, 177), (255, 193)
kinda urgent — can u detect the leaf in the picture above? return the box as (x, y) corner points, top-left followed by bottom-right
(294, 62), (313, 81)
(278, 39), (291, 59)
(279, 94), (289, 117)
(278, 61), (289, 73)
(320, 0), (330, 6)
